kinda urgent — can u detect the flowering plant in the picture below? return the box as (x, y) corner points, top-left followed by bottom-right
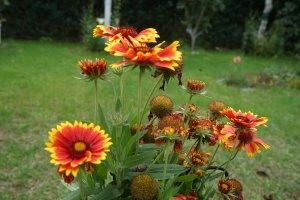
(45, 25), (269, 200)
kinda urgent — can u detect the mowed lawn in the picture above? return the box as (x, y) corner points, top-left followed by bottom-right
(0, 40), (299, 200)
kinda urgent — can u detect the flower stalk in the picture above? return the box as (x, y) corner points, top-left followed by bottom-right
(94, 79), (98, 123)
(136, 68), (143, 153)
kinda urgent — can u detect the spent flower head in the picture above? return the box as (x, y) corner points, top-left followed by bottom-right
(150, 95), (174, 118)
(130, 174), (158, 200)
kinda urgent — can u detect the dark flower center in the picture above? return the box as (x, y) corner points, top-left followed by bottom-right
(114, 27), (138, 38)
(135, 46), (152, 53)
(238, 129), (253, 143)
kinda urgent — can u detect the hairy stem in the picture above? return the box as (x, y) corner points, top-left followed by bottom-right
(139, 75), (163, 125)
(136, 69), (143, 153)
(94, 79), (98, 124)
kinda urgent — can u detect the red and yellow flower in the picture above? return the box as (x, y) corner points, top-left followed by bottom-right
(104, 37), (182, 70)
(78, 58), (107, 80)
(93, 25), (159, 43)
(221, 108), (268, 128)
(186, 80), (206, 94)
(220, 125), (269, 157)
(45, 121), (112, 184)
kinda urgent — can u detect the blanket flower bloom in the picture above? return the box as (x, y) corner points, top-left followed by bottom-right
(105, 37), (182, 70)
(221, 108), (268, 128)
(45, 121), (112, 183)
(93, 25), (159, 43)
(186, 80), (206, 94)
(78, 58), (107, 80)
(220, 124), (269, 157)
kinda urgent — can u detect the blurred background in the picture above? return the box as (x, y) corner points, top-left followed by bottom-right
(0, 0), (299, 199)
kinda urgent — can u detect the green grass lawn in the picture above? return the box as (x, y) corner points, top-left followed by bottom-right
(0, 40), (299, 200)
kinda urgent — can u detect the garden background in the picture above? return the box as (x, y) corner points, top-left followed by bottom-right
(0, 0), (299, 199)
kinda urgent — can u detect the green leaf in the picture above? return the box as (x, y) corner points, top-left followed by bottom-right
(115, 97), (122, 112)
(120, 130), (147, 161)
(61, 189), (80, 200)
(91, 184), (123, 200)
(93, 164), (108, 181)
(175, 174), (198, 183)
(206, 171), (224, 182)
(123, 150), (157, 168)
(125, 164), (188, 180)
(148, 164), (187, 174)
(98, 103), (109, 132)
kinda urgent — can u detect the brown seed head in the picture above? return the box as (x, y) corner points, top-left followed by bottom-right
(208, 100), (227, 114)
(130, 174), (158, 200)
(150, 95), (173, 118)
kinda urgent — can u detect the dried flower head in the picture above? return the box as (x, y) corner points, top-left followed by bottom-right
(186, 80), (205, 94)
(218, 179), (232, 194)
(189, 118), (213, 133)
(150, 95), (174, 118)
(208, 100), (227, 115)
(191, 149), (211, 166)
(130, 174), (158, 200)
(228, 179), (243, 194)
(78, 58), (107, 80)
(158, 114), (184, 130)
(195, 168), (203, 177)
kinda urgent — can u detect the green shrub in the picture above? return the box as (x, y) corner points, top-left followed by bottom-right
(81, 5), (104, 52)
(242, 16), (284, 57)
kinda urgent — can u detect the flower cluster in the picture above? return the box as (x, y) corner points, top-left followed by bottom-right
(44, 24), (270, 200)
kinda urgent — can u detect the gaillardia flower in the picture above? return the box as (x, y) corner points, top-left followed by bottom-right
(221, 125), (269, 157)
(93, 25), (159, 43)
(45, 121), (112, 184)
(186, 80), (206, 94)
(78, 58), (107, 80)
(221, 108), (268, 128)
(105, 37), (182, 70)
(218, 178), (243, 200)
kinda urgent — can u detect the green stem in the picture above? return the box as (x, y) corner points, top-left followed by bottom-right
(208, 144), (220, 166)
(145, 150), (164, 173)
(94, 79), (98, 124)
(139, 75), (163, 124)
(162, 142), (170, 190)
(78, 170), (87, 200)
(182, 94), (193, 125)
(136, 69), (143, 153)
(120, 72), (125, 114)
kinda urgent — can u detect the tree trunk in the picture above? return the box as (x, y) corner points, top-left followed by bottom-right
(104, 0), (112, 26)
(257, 0), (273, 39)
